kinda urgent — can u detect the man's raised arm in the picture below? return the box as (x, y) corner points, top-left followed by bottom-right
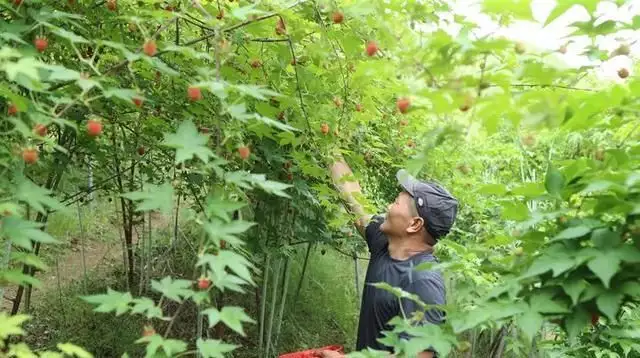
(329, 155), (372, 236)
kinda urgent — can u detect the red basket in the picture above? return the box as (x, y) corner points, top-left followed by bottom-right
(279, 345), (344, 358)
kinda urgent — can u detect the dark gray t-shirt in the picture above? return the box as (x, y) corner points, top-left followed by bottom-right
(356, 215), (446, 353)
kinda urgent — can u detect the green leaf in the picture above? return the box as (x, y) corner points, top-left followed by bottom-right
(10, 252), (48, 271)
(52, 28), (89, 43)
(81, 288), (133, 316)
(545, 165), (565, 197)
(202, 306), (255, 336)
(131, 298), (164, 320)
(162, 120), (215, 164)
(565, 306), (589, 342)
(596, 291), (623, 322)
(562, 279), (588, 305)
(621, 281), (640, 297)
(233, 84), (280, 101)
(588, 252), (620, 288)
(14, 176), (64, 214)
(511, 183), (545, 197)
(198, 250), (254, 286)
(138, 335), (187, 357)
(552, 226), (591, 241)
(0, 313), (30, 340)
(591, 228), (621, 248)
(529, 291), (570, 313)
(150, 277), (193, 302)
(205, 195), (246, 222)
(0, 270), (41, 287)
(501, 201), (529, 221)
(197, 338), (238, 358)
(102, 88), (138, 101)
(56, 343), (93, 358)
(477, 183), (507, 196)
(203, 219), (254, 247)
(483, 0), (532, 19)
(121, 183), (174, 215)
(518, 309), (543, 341)
(1, 216), (58, 250)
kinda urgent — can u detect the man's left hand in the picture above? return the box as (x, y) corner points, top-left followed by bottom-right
(313, 350), (344, 358)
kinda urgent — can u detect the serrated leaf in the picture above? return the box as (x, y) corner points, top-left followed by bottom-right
(205, 195), (246, 222)
(566, 307), (589, 342)
(203, 219), (254, 247)
(162, 120), (214, 164)
(198, 251), (255, 285)
(562, 279), (588, 306)
(0, 270), (41, 288)
(0, 313), (30, 340)
(588, 252), (620, 288)
(552, 226), (591, 241)
(14, 176), (64, 214)
(10, 252), (48, 271)
(138, 335), (187, 358)
(518, 309), (543, 341)
(121, 183), (174, 215)
(52, 28), (89, 43)
(202, 306), (254, 336)
(1, 216), (58, 250)
(82, 288), (133, 316)
(233, 84), (280, 101)
(197, 338), (238, 358)
(596, 291), (623, 322)
(591, 228), (621, 248)
(529, 291), (570, 313)
(131, 298), (164, 320)
(150, 277), (193, 302)
(545, 166), (564, 197)
(56, 343), (93, 358)
(477, 183), (507, 196)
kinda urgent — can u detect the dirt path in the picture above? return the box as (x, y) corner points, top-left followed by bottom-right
(2, 211), (170, 312)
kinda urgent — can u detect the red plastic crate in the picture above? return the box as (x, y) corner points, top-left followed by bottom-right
(279, 345), (344, 358)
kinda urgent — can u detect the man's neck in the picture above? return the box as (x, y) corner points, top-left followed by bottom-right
(387, 236), (432, 260)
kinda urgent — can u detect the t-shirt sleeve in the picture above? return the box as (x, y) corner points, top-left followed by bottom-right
(364, 215), (388, 256)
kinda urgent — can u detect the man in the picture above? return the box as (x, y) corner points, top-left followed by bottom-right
(317, 156), (458, 358)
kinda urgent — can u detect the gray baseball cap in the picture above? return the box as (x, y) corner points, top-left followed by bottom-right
(396, 169), (458, 240)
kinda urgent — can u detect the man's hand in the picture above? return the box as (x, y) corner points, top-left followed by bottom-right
(313, 350), (344, 358)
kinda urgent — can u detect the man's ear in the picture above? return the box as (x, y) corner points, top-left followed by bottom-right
(407, 217), (425, 234)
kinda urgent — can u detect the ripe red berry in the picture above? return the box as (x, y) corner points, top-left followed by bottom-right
(143, 40), (157, 56)
(366, 41), (378, 57)
(7, 103), (18, 116)
(199, 127), (210, 134)
(396, 97), (410, 114)
(618, 68), (629, 79)
(86, 119), (103, 137)
(13, 0), (22, 5)
(22, 148), (38, 164)
(106, 0), (116, 11)
(332, 11), (344, 24)
(591, 313), (599, 326)
(137, 146), (145, 155)
(251, 59), (262, 68)
(238, 146), (250, 160)
(34, 124), (48, 137)
(320, 123), (329, 135)
(197, 277), (211, 290)
(287, 173), (293, 181)
(34, 37), (48, 53)
(132, 97), (143, 107)
(187, 86), (202, 101)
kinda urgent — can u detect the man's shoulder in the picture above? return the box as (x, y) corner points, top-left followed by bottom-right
(406, 254), (444, 285)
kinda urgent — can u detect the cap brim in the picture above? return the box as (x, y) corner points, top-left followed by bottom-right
(396, 169), (419, 197)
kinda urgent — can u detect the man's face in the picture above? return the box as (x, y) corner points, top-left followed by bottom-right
(380, 191), (420, 237)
